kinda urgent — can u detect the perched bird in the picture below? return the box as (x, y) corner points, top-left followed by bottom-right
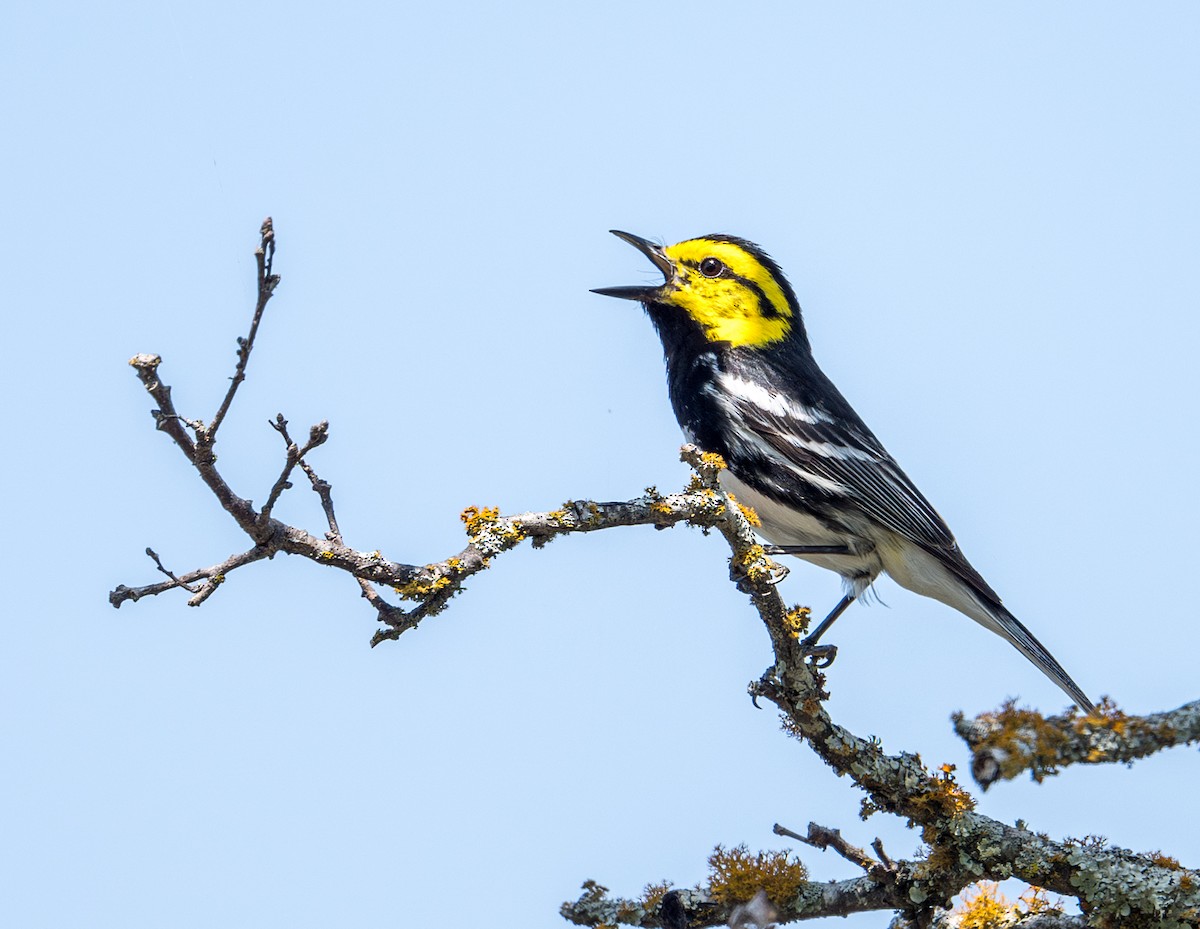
(594, 231), (1094, 711)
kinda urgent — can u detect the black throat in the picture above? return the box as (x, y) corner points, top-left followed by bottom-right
(642, 299), (732, 455)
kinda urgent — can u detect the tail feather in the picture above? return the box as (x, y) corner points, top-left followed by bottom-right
(983, 603), (1095, 712)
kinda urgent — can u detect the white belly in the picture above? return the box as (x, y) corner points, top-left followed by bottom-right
(718, 470), (884, 596)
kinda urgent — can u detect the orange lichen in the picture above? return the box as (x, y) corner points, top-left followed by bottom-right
(782, 605), (812, 639)
(1018, 885), (1055, 914)
(967, 700), (1071, 782)
(460, 505), (500, 536)
(1075, 697), (1179, 752)
(460, 505), (524, 545)
(705, 844), (807, 907)
(955, 881), (1012, 929)
(951, 881), (1066, 928)
(392, 567), (453, 600)
(911, 762), (976, 822)
(726, 492), (762, 527)
(730, 545), (773, 584)
(639, 881), (673, 913)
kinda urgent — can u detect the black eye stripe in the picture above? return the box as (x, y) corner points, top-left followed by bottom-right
(738, 277), (778, 318)
(682, 259), (780, 319)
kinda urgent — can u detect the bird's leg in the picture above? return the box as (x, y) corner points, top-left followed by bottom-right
(762, 544), (851, 556)
(799, 594), (856, 667)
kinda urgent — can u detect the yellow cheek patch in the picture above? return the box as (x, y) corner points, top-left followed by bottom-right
(663, 239), (794, 348)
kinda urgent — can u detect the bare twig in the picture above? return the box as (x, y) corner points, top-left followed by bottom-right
(872, 838), (895, 872)
(260, 414), (330, 524)
(774, 822), (876, 873)
(206, 217), (278, 441)
(145, 547), (202, 594)
(287, 430), (412, 630)
(111, 545), (271, 607)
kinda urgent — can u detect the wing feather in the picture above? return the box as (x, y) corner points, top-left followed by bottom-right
(714, 370), (1001, 602)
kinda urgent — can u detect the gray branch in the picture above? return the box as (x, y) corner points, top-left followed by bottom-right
(953, 699), (1200, 789)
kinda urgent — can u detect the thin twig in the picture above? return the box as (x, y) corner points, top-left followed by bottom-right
(774, 822), (877, 873)
(290, 439), (410, 629)
(111, 545), (271, 607)
(145, 547), (202, 593)
(206, 217), (279, 441)
(873, 838), (895, 871)
(260, 414), (330, 524)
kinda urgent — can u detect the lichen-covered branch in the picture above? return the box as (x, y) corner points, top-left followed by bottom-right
(889, 908), (1086, 929)
(115, 223), (1200, 929)
(555, 458), (1200, 926)
(952, 699), (1200, 790)
(561, 872), (915, 927)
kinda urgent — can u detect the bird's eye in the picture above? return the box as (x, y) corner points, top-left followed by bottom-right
(699, 257), (724, 277)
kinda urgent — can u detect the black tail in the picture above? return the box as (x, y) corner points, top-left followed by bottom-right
(984, 603), (1095, 712)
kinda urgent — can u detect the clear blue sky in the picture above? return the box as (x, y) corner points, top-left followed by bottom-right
(3, 3), (1198, 926)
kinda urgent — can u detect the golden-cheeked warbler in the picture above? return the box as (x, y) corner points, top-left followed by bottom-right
(594, 230), (1093, 712)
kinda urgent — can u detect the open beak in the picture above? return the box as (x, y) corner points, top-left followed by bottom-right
(591, 230), (675, 301)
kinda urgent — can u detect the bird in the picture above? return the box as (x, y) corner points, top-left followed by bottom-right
(593, 230), (1094, 712)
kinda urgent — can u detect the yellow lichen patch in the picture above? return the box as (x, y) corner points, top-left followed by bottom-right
(727, 492), (762, 527)
(705, 844), (807, 908)
(650, 500), (675, 518)
(1076, 696), (1178, 743)
(918, 841), (958, 876)
(730, 544), (773, 584)
(460, 505), (500, 536)
(1018, 885), (1056, 914)
(639, 881), (673, 913)
(911, 763), (976, 822)
(970, 700), (1071, 783)
(460, 505), (525, 548)
(392, 573), (452, 601)
(954, 882), (1015, 929)
(319, 550), (335, 560)
(783, 605), (811, 638)
(951, 881), (1065, 929)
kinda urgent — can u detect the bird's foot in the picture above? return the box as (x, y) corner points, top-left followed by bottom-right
(799, 639), (838, 668)
(729, 559), (790, 594)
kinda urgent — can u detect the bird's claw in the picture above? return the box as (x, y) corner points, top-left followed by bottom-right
(730, 561), (790, 594)
(800, 642), (838, 668)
